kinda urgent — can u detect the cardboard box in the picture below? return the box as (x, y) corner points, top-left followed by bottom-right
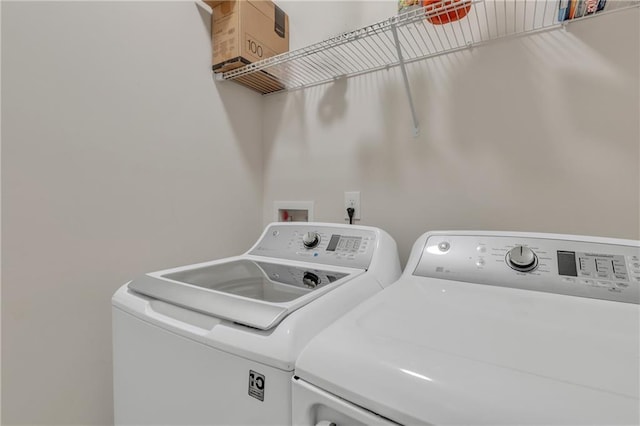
(211, 0), (289, 75)
(203, 1), (225, 8)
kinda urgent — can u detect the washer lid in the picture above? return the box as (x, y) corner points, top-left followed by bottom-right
(295, 276), (640, 425)
(128, 258), (358, 330)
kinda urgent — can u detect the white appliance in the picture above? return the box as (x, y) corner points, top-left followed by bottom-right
(293, 231), (640, 425)
(112, 222), (400, 425)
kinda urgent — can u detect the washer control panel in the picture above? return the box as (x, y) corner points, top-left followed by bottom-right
(414, 233), (640, 304)
(249, 224), (377, 269)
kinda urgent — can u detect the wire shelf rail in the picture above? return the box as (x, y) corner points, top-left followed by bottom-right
(219, 0), (638, 93)
(216, 0), (639, 134)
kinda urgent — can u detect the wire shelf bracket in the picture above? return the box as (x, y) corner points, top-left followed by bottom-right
(390, 24), (420, 137)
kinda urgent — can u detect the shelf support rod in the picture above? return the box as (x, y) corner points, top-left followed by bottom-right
(390, 24), (419, 137)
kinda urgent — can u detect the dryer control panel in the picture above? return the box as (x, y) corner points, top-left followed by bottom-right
(249, 224), (377, 270)
(414, 232), (640, 304)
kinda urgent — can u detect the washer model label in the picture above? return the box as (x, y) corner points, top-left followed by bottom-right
(248, 370), (265, 401)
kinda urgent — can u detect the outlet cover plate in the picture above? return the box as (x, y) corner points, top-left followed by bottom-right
(344, 191), (361, 220)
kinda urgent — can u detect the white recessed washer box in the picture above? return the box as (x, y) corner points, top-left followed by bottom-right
(274, 201), (314, 222)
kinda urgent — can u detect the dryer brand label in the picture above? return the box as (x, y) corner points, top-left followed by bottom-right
(248, 370), (265, 401)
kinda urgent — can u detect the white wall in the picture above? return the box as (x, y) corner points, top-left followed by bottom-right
(263, 3), (640, 264)
(283, 1), (394, 49)
(1, 2), (263, 424)
(2, 1), (639, 424)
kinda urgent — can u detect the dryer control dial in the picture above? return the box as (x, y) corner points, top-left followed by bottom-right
(506, 245), (538, 272)
(302, 231), (321, 249)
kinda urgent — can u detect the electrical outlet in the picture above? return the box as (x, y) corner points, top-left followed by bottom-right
(344, 191), (361, 221)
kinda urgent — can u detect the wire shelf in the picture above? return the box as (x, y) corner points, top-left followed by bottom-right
(218, 0), (639, 95)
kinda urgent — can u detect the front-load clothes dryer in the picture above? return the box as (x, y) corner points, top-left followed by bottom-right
(293, 231), (640, 425)
(112, 222), (400, 425)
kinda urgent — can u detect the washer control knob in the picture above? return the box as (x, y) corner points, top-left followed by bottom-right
(302, 272), (320, 288)
(302, 231), (320, 249)
(506, 245), (538, 272)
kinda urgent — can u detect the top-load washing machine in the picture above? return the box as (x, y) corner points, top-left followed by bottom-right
(112, 222), (400, 425)
(293, 231), (640, 425)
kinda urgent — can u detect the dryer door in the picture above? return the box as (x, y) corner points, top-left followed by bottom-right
(293, 377), (399, 426)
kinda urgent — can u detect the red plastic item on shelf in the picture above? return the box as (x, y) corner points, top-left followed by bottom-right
(423, 0), (472, 25)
